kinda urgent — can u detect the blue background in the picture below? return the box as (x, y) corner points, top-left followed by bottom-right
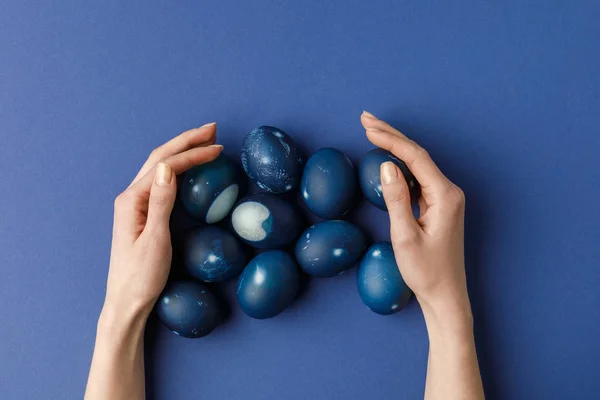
(1, 1), (599, 399)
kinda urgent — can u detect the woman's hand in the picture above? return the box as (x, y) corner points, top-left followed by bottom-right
(104, 123), (222, 318)
(361, 112), (484, 400)
(86, 123), (222, 400)
(361, 111), (470, 325)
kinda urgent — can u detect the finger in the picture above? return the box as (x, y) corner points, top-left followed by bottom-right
(144, 163), (177, 234)
(113, 146), (220, 241)
(113, 189), (148, 241)
(380, 162), (421, 242)
(361, 112), (451, 193)
(128, 145), (223, 197)
(130, 123), (217, 186)
(418, 196), (428, 219)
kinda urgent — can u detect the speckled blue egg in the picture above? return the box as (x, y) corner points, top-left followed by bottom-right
(295, 220), (367, 277)
(182, 226), (247, 282)
(300, 147), (358, 219)
(241, 126), (303, 193)
(237, 250), (300, 319)
(156, 281), (222, 338)
(358, 148), (418, 211)
(231, 193), (302, 249)
(180, 154), (240, 223)
(357, 242), (412, 315)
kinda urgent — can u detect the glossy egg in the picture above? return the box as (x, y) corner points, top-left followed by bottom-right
(182, 226), (247, 282)
(237, 250), (300, 319)
(156, 281), (222, 338)
(295, 220), (367, 277)
(300, 147), (358, 219)
(357, 242), (412, 315)
(358, 148), (418, 211)
(231, 193), (302, 249)
(241, 126), (303, 193)
(180, 154), (240, 223)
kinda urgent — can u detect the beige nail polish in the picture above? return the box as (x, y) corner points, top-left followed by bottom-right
(381, 162), (398, 184)
(209, 144), (224, 150)
(155, 163), (172, 186)
(200, 122), (217, 128)
(362, 111), (377, 119)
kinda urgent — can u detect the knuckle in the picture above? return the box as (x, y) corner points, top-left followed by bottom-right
(385, 190), (409, 208)
(392, 230), (420, 249)
(415, 146), (430, 161)
(114, 191), (130, 209)
(150, 194), (169, 208)
(443, 185), (466, 210)
(149, 146), (164, 161)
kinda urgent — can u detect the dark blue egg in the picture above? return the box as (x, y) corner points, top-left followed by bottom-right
(295, 220), (367, 277)
(230, 193), (302, 249)
(180, 154), (240, 223)
(182, 226), (247, 282)
(357, 242), (412, 315)
(358, 148), (418, 211)
(237, 250), (300, 319)
(241, 126), (303, 193)
(300, 147), (358, 219)
(156, 281), (222, 338)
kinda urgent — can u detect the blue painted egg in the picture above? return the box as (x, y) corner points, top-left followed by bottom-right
(356, 242), (412, 315)
(182, 226), (247, 282)
(358, 148), (418, 211)
(241, 126), (303, 193)
(295, 220), (367, 277)
(231, 193), (302, 249)
(237, 250), (300, 319)
(300, 147), (358, 219)
(180, 154), (240, 223)
(156, 281), (222, 338)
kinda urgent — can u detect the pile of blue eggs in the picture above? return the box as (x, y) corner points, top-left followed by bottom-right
(156, 125), (420, 338)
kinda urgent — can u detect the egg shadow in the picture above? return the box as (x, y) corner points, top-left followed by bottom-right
(462, 190), (500, 399)
(208, 281), (235, 325)
(143, 312), (161, 400)
(384, 115), (500, 399)
(292, 267), (313, 305)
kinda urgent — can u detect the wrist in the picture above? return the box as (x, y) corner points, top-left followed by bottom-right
(97, 298), (150, 339)
(417, 291), (474, 338)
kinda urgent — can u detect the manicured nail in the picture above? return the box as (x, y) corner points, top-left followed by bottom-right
(362, 111), (377, 119)
(209, 144), (224, 150)
(155, 163), (172, 186)
(381, 162), (398, 184)
(200, 122), (217, 128)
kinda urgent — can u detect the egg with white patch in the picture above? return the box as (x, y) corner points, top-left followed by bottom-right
(156, 281), (222, 338)
(300, 147), (358, 219)
(358, 148), (418, 211)
(295, 220), (366, 277)
(237, 250), (300, 319)
(231, 193), (302, 249)
(241, 126), (303, 193)
(182, 226), (247, 282)
(356, 242), (412, 315)
(180, 154), (240, 223)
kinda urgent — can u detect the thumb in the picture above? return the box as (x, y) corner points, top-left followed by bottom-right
(380, 162), (420, 243)
(145, 163), (177, 234)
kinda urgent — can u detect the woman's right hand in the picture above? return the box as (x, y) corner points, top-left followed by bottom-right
(360, 111), (471, 327)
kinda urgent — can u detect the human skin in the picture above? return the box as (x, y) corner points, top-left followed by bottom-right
(84, 115), (484, 400)
(362, 111), (485, 400)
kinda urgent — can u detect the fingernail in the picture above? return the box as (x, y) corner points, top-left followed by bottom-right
(362, 111), (377, 119)
(208, 144), (224, 150)
(200, 122), (217, 128)
(381, 162), (398, 184)
(155, 163), (172, 186)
